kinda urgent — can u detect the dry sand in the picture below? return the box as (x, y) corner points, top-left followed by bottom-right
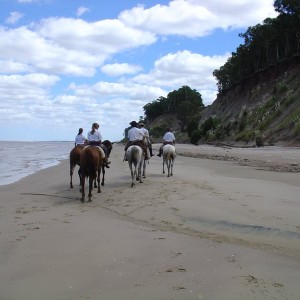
(0, 143), (300, 300)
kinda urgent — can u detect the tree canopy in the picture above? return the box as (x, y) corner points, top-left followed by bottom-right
(213, 0), (300, 92)
(143, 86), (204, 122)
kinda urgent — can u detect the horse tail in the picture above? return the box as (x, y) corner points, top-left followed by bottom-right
(80, 148), (96, 178)
(130, 146), (141, 165)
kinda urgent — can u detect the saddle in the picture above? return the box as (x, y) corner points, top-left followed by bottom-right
(84, 145), (106, 158)
(163, 141), (174, 146)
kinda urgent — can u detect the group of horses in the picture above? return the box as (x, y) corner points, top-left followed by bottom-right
(69, 141), (176, 202)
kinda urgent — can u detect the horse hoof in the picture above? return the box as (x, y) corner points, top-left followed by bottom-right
(80, 198), (84, 203)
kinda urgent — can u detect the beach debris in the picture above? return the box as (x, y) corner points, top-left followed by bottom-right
(172, 285), (186, 290)
(166, 266), (187, 273)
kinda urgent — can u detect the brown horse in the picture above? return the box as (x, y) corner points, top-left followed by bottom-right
(80, 146), (105, 202)
(69, 145), (84, 188)
(70, 140), (113, 189)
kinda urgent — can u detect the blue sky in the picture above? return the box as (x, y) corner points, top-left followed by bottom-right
(0, 0), (277, 142)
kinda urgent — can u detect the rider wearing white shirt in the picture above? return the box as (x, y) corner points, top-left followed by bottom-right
(87, 123), (110, 168)
(124, 121), (149, 160)
(157, 128), (176, 157)
(163, 131), (175, 142)
(75, 128), (86, 147)
(138, 122), (153, 157)
(88, 128), (102, 144)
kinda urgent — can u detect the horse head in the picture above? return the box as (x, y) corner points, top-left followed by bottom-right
(102, 140), (113, 156)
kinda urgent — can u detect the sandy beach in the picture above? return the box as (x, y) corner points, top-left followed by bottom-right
(0, 143), (300, 300)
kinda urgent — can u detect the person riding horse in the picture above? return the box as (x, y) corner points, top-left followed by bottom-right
(124, 121), (149, 161)
(75, 128), (87, 147)
(87, 123), (111, 168)
(138, 122), (154, 157)
(157, 128), (176, 157)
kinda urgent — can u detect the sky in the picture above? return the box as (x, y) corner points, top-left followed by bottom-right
(0, 0), (277, 142)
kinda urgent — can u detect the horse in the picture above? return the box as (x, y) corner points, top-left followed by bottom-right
(100, 140), (113, 186)
(69, 140), (113, 190)
(80, 146), (105, 202)
(162, 144), (176, 177)
(69, 145), (84, 188)
(126, 145), (145, 187)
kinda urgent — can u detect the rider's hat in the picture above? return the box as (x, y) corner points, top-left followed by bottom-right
(129, 121), (137, 126)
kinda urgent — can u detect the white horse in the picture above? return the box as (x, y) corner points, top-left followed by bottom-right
(162, 144), (176, 177)
(126, 145), (146, 187)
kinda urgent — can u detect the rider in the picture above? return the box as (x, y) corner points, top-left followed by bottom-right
(157, 128), (176, 157)
(138, 122), (154, 157)
(124, 121), (149, 160)
(87, 123), (111, 168)
(75, 128), (87, 147)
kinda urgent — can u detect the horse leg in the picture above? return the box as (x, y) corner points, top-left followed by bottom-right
(80, 175), (85, 203)
(170, 159), (174, 176)
(70, 164), (75, 188)
(137, 162), (143, 183)
(163, 159), (165, 174)
(135, 162), (141, 182)
(101, 165), (105, 186)
(78, 168), (82, 187)
(97, 168), (101, 193)
(142, 160), (146, 178)
(88, 176), (93, 202)
(129, 164), (135, 187)
(167, 160), (170, 177)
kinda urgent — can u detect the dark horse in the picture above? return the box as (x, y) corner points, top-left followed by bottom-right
(79, 140), (113, 202)
(69, 140), (113, 189)
(69, 145), (84, 188)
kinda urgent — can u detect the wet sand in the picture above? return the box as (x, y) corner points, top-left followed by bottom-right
(0, 143), (300, 300)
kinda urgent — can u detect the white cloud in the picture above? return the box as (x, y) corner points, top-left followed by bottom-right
(132, 50), (230, 105)
(76, 7), (90, 17)
(0, 73), (59, 102)
(101, 63), (142, 77)
(5, 12), (24, 24)
(0, 26), (106, 76)
(119, 0), (277, 37)
(70, 81), (166, 101)
(0, 18), (156, 77)
(35, 18), (156, 53)
(0, 59), (30, 73)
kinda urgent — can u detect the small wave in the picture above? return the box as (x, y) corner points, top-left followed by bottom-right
(0, 141), (73, 186)
(186, 217), (300, 240)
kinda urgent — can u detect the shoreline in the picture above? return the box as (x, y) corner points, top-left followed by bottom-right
(1, 144), (300, 299)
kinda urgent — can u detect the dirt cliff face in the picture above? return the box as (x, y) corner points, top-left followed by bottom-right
(199, 56), (300, 146)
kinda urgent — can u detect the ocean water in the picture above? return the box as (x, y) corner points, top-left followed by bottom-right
(0, 141), (74, 186)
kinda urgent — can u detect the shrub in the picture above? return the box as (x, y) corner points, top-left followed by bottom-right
(190, 129), (202, 145)
(255, 135), (264, 147)
(151, 125), (167, 139)
(187, 119), (199, 137)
